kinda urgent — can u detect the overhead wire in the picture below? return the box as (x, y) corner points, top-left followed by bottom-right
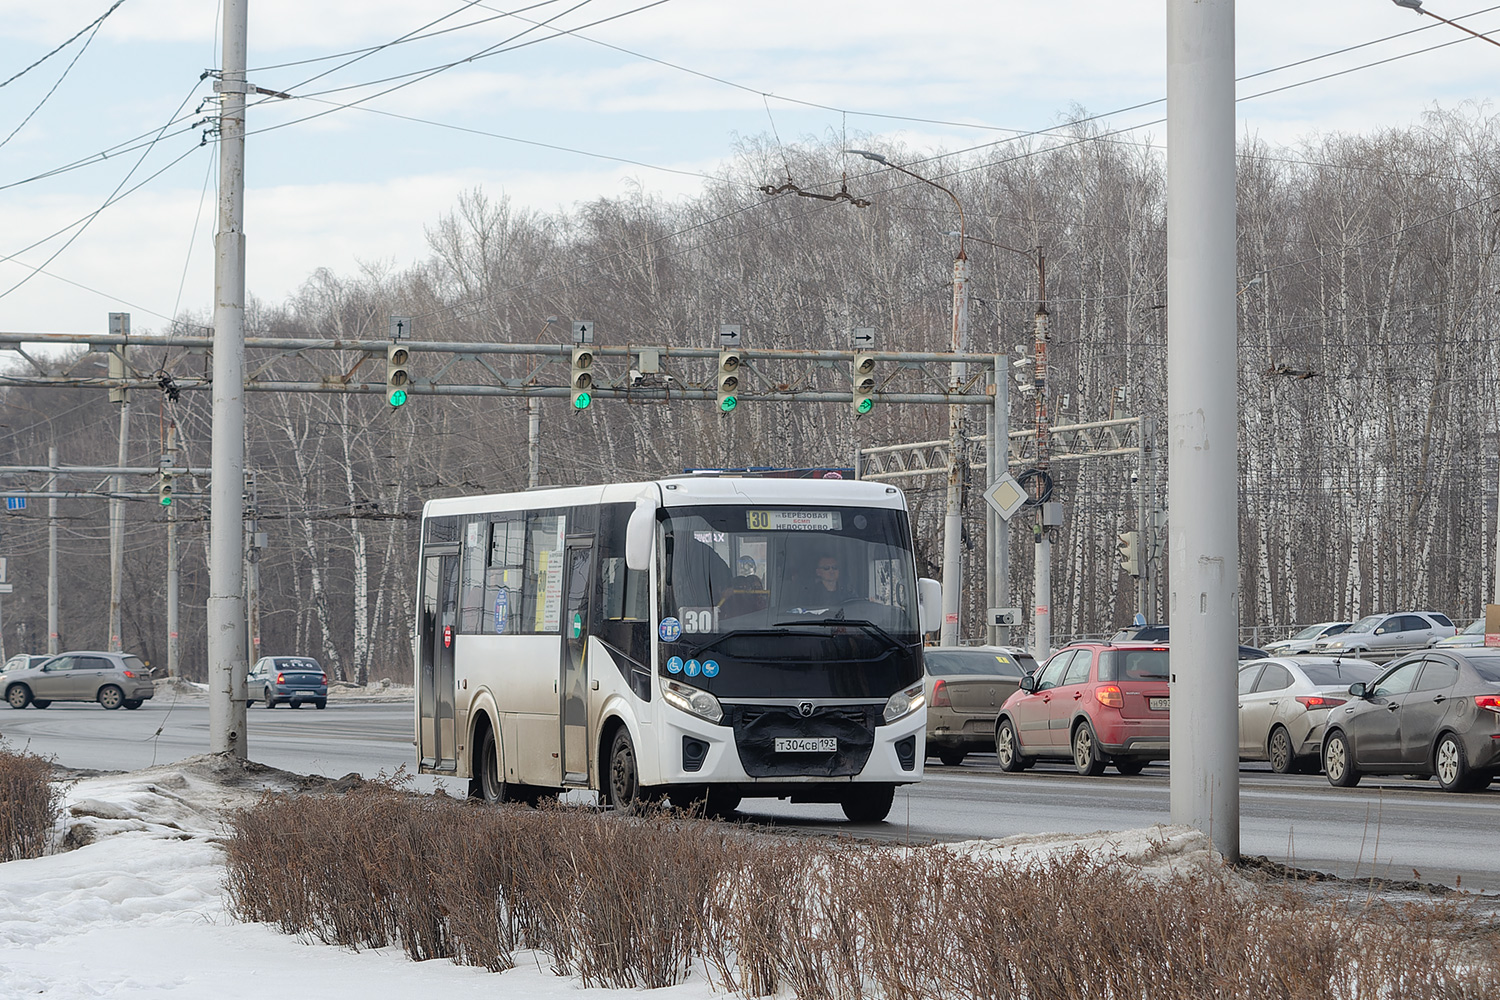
(0, 0), (129, 90)
(0, 5), (115, 151)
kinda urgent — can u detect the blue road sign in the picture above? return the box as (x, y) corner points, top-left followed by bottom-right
(5, 497), (24, 511)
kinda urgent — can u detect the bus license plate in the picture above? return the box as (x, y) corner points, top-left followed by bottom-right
(775, 737), (837, 753)
(1149, 697), (1170, 711)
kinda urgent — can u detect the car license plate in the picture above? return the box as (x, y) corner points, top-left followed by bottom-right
(1149, 697), (1170, 711)
(775, 737), (837, 753)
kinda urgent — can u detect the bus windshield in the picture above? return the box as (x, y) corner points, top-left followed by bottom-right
(661, 504), (918, 638)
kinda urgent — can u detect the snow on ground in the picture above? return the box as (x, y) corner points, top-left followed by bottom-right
(0, 755), (1225, 999)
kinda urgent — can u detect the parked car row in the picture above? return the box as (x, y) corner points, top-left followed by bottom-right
(0, 651), (155, 710)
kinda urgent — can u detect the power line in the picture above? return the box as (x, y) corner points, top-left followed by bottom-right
(0, 0), (129, 91)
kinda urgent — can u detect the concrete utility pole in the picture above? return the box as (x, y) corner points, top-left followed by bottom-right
(47, 445), (59, 654)
(847, 148), (970, 646)
(209, 0), (249, 757)
(527, 397), (541, 488)
(944, 251), (969, 646)
(986, 355), (1010, 645)
(107, 316), (129, 652)
(165, 425), (181, 682)
(1167, 0), (1240, 860)
(1031, 266), (1054, 662)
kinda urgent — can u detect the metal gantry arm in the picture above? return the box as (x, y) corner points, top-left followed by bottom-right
(0, 332), (1003, 406)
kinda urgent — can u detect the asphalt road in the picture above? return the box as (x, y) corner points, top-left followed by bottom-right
(4, 698), (1497, 891)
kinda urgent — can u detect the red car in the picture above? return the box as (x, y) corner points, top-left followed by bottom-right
(994, 642), (1171, 775)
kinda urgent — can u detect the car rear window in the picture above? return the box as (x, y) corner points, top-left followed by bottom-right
(123, 656), (148, 673)
(1470, 660), (1500, 683)
(1301, 662), (1378, 685)
(925, 650), (1029, 677)
(275, 658), (322, 672)
(1099, 648), (1170, 681)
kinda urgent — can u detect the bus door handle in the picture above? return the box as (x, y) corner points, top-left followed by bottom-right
(592, 680), (600, 691)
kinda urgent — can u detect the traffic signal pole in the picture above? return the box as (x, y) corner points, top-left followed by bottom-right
(209, 0), (249, 757)
(166, 425), (181, 683)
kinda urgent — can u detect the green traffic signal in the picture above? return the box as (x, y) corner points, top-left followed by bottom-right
(160, 495), (172, 507)
(855, 397), (873, 414)
(719, 395), (737, 412)
(388, 388), (408, 407)
(573, 391), (592, 410)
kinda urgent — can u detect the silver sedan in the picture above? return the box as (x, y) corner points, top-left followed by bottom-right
(1237, 656), (1380, 773)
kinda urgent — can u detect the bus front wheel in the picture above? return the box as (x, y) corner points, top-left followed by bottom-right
(841, 783), (895, 823)
(607, 728), (644, 812)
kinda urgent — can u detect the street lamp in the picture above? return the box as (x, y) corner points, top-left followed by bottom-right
(849, 148), (969, 646)
(1391, 0), (1500, 48)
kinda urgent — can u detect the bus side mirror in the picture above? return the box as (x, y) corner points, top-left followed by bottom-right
(917, 577), (942, 634)
(625, 497), (657, 571)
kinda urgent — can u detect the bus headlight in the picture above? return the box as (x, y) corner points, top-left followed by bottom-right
(882, 682), (926, 724)
(663, 679), (724, 724)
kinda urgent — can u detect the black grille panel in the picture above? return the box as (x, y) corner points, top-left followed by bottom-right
(723, 704), (881, 778)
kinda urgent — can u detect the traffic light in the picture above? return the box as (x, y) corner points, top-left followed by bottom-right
(570, 347), (594, 410)
(385, 344), (411, 407)
(157, 474), (173, 507)
(1116, 530), (1140, 577)
(852, 352), (876, 414)
(716, 349), (741, 412)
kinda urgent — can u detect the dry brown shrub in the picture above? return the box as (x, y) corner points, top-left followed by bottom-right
(223, 791), (1500, 999)
(0, 747), (64, 861)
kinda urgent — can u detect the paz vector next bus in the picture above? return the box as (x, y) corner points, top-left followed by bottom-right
(414, 475), (942, 822)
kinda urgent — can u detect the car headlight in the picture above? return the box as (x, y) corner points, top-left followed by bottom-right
(663, 679), (723, 724)
(882, 682), (926, 724)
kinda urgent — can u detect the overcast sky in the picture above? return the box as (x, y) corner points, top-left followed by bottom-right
(0, 0), (1494, 335)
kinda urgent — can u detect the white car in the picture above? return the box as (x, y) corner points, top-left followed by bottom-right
(1263, 621), (1352, 656)
(1312, 612), (1456, 662)
(1237, 656), (1381, 773)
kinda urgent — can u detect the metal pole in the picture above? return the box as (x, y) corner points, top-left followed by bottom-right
(986, 366), (997, 645)
(246, 470), (261, 664)
(166, 425), (180, 683)
(47, 445), (59, 655)
(109, 371), (129, 652)
(990, 354), (1012, 646)
(1493, 447), (1500, 606)
(1137, 416), (1150, 616)
(527, 397), (541, 488)
(209, 0), (249, 757)
(1032, 291), (1052, 661)
(1167, 0), (1240, 860)
(941, 254), (969, 646)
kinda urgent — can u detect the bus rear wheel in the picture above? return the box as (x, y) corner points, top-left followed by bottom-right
(470, 727), (511, 803)
(841, 784), (895, 823)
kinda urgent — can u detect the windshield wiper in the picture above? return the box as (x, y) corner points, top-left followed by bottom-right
(679, 627), (797, 661)
(770, 617), (910, 650)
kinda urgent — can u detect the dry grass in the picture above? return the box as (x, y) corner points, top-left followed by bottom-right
(0, 747), (64, 861)
(223, 790), (1500, 999)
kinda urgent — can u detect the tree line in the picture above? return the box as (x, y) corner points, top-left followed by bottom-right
(2, 106), (1495, 682)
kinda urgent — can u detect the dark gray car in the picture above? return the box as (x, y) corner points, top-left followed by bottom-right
(1, 651), (155, 710)
(1321, 648), (1500, 792)
(924, 645), (1038, 765)
(248, 656), (328, 709)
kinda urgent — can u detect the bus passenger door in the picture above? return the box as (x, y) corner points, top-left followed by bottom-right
(560, 538), (594, 784)
(419, 550), (460, 770)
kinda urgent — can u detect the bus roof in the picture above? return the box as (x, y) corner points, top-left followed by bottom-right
(421, 476), (908, 519)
